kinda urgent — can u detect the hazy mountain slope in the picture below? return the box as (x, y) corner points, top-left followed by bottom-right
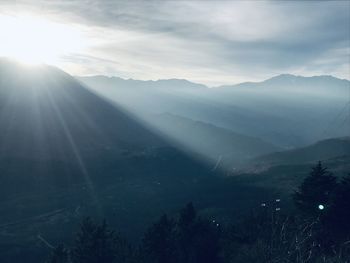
(77, 75), (213, 118)
(0, 60), (166, 162)
(232, 137), (350, 195)
(0, 63), (347, 262)
(79, 74), (350, 148)
(218, 74), (349, 98)
(0, 61), (277, 262)
(151, 113), (280, 168)
(78, 75), (207, 91)
(0, 60), (230, 201)
(236, 156), (350, 195)
(253, 137), (350, 166)
(207, 74), (350, 146)
(79, 76), (298, 148)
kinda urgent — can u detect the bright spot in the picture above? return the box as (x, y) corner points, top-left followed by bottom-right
(318, 204), (325, 210)
(0, 15), (86, 65)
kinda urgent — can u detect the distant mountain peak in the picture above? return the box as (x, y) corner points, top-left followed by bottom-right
(216, 74), (349, 89)
(78, 75), (208, 89)
(264, 73), (348, 83)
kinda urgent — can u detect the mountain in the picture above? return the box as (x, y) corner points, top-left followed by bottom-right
(0, 60), (199, 259)
(78, 75), (207, 91)
(235, 137), (350, 194)
(253, 137), (350, 167)
(0, 60), (168, 161)
(77, 75), (210, 118)
(79, 74), (350, 148)
(150, 113), (280, 168)
(208, 74), (350, 145)
(218, 74), (349, 98)
(0, 60), (275, 262)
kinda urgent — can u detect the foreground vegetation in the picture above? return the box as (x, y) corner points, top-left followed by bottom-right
(46, 163), (350, 263)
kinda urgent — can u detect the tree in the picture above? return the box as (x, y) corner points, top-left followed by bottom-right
(140, 203), (221, 263)
(142, 214), (177, 263)
(177, 202), (198, 263)
(46, 244), (69, 263)
(178, 202), (196, 229)
(71, 218), (131, 263)
(177, 203), (221, 263)
(293, 162), (337, 217)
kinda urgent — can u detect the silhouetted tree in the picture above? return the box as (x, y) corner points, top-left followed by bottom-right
(293, 162), (337, 217)
(140, 203), (221, 263)
(177, 203), (198, 262)
(71, 218), (131, 263)
(176, 202), (221, 263)
(46, 244), (69, 263)
(178, 202), (196, 228)
(43, 161), (350, 263)
(142, 214), (177, 263)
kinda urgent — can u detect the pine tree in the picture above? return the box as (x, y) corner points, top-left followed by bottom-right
(71, 218), (130, 263)
(140, 203), (221, 263)
(177, 202), (197, 263)
(177, 202), (221, 263)
(178, 202), (196, 228)
(142, 214), (177, 263)
(293, 162), (337, 216)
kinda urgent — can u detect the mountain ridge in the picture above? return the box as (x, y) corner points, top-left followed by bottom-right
(249, 137), (350, 169)
(77, 73), (349, 89)
(151, 113), (280, 168)
(217, 74), (350, 89)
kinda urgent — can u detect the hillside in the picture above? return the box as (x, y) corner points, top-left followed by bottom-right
(236, 137), (350, 193)
(151, 113), (280, 168)
(218, 74), (349, 97)
(0, 60), (276, 262)
(0, 60), (167, 161)
(80, 74), (350, 148)
(1, 63), (347, 261)
(253, 137), (350, 166)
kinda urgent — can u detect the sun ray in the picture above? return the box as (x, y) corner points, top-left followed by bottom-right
(45, 81), (102, 216)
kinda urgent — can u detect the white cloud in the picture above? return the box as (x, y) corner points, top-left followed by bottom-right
(0, 0), (349, 85)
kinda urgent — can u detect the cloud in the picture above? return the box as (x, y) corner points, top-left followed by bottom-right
(0, 0), (349, 85)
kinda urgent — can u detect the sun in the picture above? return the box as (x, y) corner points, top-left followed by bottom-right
(0, 15), (86, 66)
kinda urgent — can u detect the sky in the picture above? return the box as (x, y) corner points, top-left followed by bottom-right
(0, 0), (349, 86)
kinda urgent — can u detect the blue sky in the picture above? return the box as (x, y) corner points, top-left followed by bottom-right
(0, 0), (349, 85)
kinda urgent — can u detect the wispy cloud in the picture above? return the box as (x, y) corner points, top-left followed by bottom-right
(0, 0), (349, 85)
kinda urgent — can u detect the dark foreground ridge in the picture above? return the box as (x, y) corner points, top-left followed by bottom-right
(46, 164), (350, 262)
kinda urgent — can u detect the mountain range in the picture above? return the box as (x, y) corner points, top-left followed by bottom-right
(0, 58), (349, 262)
(0, 60), (220, 261)
(253, 137), (350, 167)
(79, 73), (349, 148)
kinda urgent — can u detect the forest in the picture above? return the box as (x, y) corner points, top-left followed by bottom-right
(46, 163), (350, 263)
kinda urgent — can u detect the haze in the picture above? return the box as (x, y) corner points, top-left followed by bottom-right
(0, 0), (349, 85)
